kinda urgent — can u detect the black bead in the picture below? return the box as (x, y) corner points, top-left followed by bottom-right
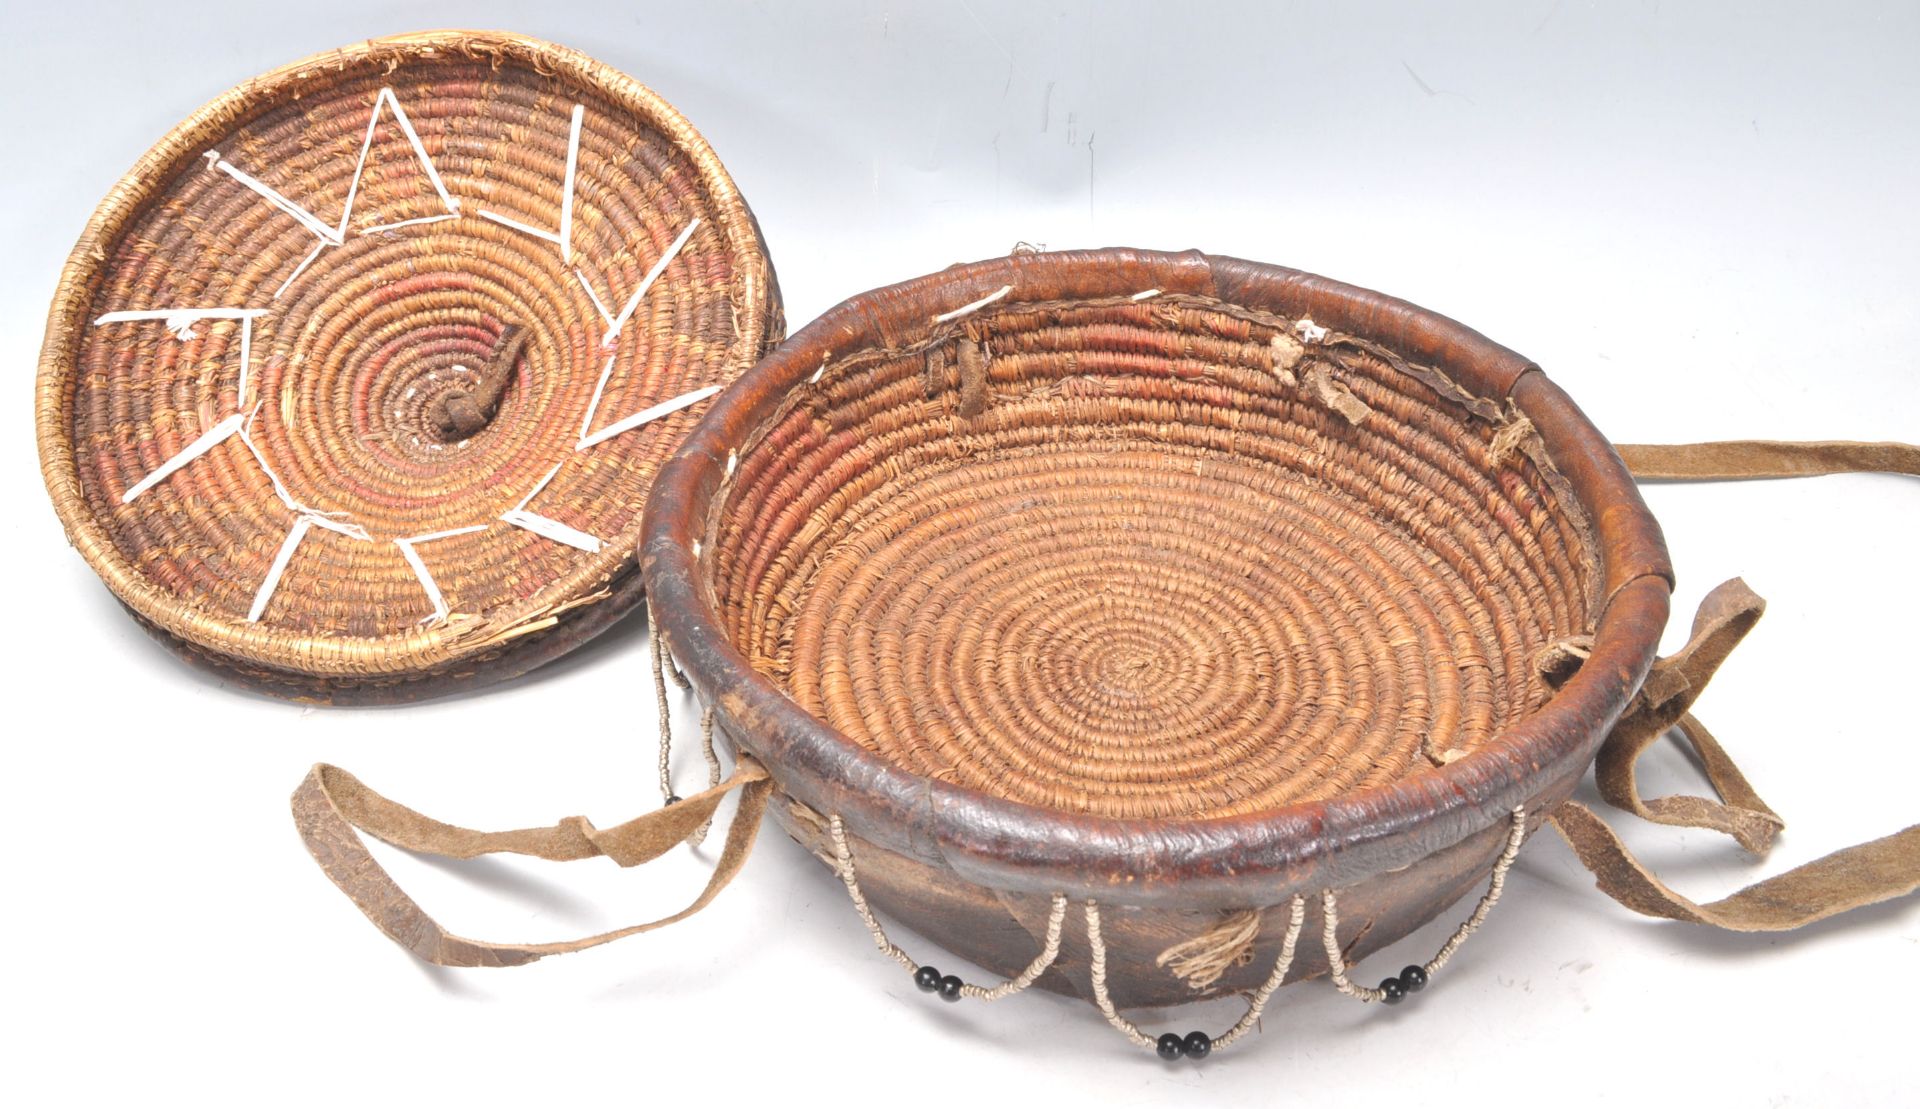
(914, 966), (943, 992)
(1156, 1032), (1187, 1060)
(1183, 1032), (1212, 1060)
(1400, 965), (1429, 993)
(936, 974), (964, 1002)
(1379, 976), (1408, 1005)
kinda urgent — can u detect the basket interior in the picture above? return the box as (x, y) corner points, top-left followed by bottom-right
(705, 293), (1598, 820)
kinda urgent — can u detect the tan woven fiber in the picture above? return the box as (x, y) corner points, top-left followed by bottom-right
(705, 291), (1598, 820)
(36, 30), (779, 697)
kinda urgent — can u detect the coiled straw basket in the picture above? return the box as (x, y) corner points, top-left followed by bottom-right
(297, 249), (1917, 1057)
(641, 245), (1665, 1010)
(35, 31), (779, 701)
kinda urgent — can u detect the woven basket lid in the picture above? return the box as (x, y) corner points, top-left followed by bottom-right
(35, 30), (781, 702)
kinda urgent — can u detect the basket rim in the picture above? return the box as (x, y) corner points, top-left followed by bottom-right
(643, 247), (1673, 904)
(35, 28), (779, 686)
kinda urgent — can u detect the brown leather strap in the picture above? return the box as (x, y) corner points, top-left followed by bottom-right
(1550, 802), (1920, 930)
(1617, 439), (1919, 480)
(1549, 438), (1920, 930)
(1593, 578), (1783, 854)
(292, 758), (772, 966)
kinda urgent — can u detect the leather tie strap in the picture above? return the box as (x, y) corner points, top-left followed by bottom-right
(1546, 438), (1920, 930)
(1593, 578), (1783, 854)
(292, 757), (772, 967)
(1551, 802), (1920, 930)
(1617, 439), (1920, 480)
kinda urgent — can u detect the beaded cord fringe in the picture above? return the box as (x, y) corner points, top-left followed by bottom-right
(644, 501), (1532, 1057)
(1323, 805), (1530, 1006)
(645, 569), (1532, 1057)
(828, 805), (1531, 1060)
(648, 607), (724, 845)
(829, 815), (1070, 1001)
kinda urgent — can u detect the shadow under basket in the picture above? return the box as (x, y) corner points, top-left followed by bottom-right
(296, 248), (1918, 1059)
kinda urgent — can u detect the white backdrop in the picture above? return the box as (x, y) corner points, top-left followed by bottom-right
(3, 2), (1915, 1105)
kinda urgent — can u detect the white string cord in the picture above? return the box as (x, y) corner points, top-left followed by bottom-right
(575, 268), (616, 327)
(93, 307), (267, 342)
(559, 103), (582, 263)
(367, 87), (460, 218)
(236, 315), (254, 408)
(206, 154), (341, 244)
(237, 406), (368, 539)
(273, 242), (327, 300)
(577, 354), (619, 440)
(499, 509), (602, 552)
(498, 462), (601, 551)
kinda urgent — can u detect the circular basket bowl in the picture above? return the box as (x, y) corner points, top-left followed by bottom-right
(644, 248), (1673, 1008)
(37, 30), (781, 703)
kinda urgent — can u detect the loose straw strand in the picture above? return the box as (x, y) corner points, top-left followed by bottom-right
(1155, 908), (1261, 991)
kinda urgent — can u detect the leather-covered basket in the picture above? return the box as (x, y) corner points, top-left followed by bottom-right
(642, 245), (1665, 1012)
(296, 248), (1917, 1058)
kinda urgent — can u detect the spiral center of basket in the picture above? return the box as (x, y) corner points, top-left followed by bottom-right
(59, 53), (756, 645)
(372, 320), (522, 453)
